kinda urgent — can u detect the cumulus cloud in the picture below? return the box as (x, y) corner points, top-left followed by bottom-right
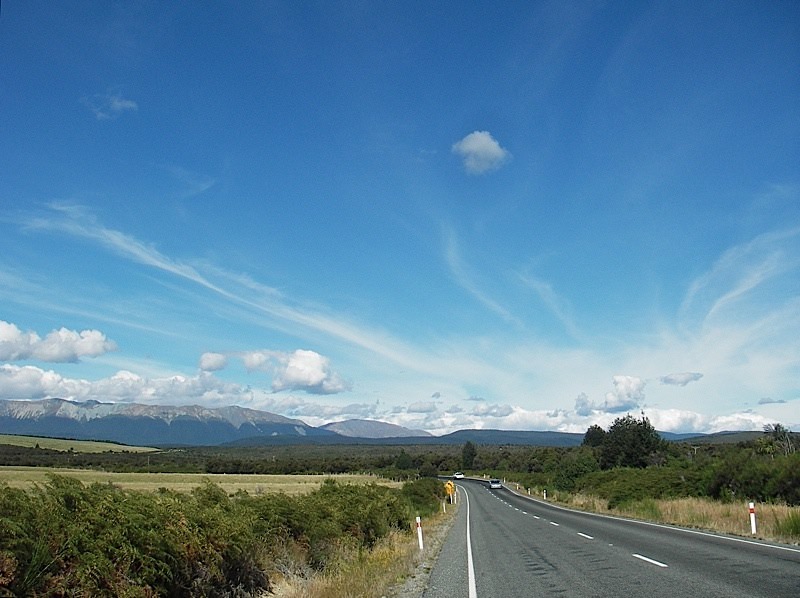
(270, 349), (351, 395)
(234, 349), (350, 394)
(242, 351), (271, 371)
(199, 352), (228, 371)
(451, 131), (511, 174)
(0, 320), (116, 363)
(574, 392), (592, 416)
(602, 375), (646, 413)
(471, 402), (514, 417)
(660, 372), (703, 386)
(0, 364), (240, 405)
(82, 92), (138, 120)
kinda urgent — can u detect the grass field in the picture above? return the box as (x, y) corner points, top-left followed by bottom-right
(0, 433), (157, 453)
(0, 466), (399, 495)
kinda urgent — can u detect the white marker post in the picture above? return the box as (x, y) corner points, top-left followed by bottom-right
(543, 489), (547, 500)
(416, 516), (424, 550)
(749, 502), (757, 535)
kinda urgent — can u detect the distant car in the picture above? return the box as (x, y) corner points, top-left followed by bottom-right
(489, 478), (502, 489)
(453, 472), (465, 479)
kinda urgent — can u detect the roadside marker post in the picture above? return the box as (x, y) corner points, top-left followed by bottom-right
(749, 502), (757, 535)
(416, 516), (424, 550)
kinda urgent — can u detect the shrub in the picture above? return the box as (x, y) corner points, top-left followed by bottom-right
(775, 511), (800, 540)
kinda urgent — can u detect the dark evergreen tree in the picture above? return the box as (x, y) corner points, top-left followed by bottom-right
(582, 424), (606, 447)
(599, 414), (666, 469)
(461, 441), (477, 470)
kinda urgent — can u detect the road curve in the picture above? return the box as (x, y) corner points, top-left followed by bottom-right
(423, 479), (800, 598)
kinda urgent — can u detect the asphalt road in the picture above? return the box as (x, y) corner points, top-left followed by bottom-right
(423, 479), (800, 598)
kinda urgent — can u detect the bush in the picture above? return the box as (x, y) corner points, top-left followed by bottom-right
(401, 477), (445, 517)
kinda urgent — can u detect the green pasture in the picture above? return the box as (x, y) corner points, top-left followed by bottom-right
(0, 433), (157, 453)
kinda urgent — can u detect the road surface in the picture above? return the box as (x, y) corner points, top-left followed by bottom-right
(423, 479), (800, 598)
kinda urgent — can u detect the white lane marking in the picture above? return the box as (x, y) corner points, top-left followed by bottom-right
(503, 486), (800, 555)
(550, 522), (560, 527)
(533, 515), (540, 519)
(632, 554), (669, 568)
(578, 533), (594, 540)
(463, 487), (478, 598)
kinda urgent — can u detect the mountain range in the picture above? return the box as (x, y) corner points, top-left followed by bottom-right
(0, 398), (715, 448)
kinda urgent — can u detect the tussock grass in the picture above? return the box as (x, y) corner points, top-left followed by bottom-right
(530, 487), (800, 544)
(270, 511), (453, 598)
(0, 467), (399, 495)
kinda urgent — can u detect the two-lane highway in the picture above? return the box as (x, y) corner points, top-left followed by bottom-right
(423, 479), (800, 598)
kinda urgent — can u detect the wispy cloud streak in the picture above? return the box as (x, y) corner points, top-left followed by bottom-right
(443, 227), (517, 323)
(23, 204), (438, 374)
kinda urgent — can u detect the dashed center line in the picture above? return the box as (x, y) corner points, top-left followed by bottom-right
(577, 533), (594, 540)
(550, 522), (560, 527)
(632, 554), (669, 568)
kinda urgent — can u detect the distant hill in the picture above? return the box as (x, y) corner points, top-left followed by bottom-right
(319, 419), (431, 438)
(432, 429), (584, 446)
(679, 430), (763, 444)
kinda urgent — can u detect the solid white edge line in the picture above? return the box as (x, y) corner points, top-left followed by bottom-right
(463, 486), (478, 598)
(502, 486), (800, 554)
(632, 553), (669, 568)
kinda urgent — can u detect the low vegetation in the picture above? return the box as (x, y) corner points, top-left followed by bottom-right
(0, 418), (797, 596)
(0, 475), (445, 597)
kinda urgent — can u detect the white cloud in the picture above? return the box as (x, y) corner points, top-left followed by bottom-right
(270, 349), (351, 395)
(0, 320), (116, 363)
(602, 375), (646, 413)
(242, 351), (272, 372)
(0, 362), (785, 434)
(0, 364), (240, 406)
(574, 392), (592, 416)
(660, 372), (703, 386)
(199, 352), (227, 371)
(82, 92), (138, 120)
(452, 130), (511, 174)
(407, 401), (438, 414)
(231, 349), (351, 394)
(471, 402), (514, 418)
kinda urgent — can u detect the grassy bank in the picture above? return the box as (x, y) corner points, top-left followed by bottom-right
(270, 507), (454, 598)
(518, 485), (800, 544)
(0, 434), (157, 453)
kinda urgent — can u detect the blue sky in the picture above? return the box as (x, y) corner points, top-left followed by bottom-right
(1, 1), (798, 434)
